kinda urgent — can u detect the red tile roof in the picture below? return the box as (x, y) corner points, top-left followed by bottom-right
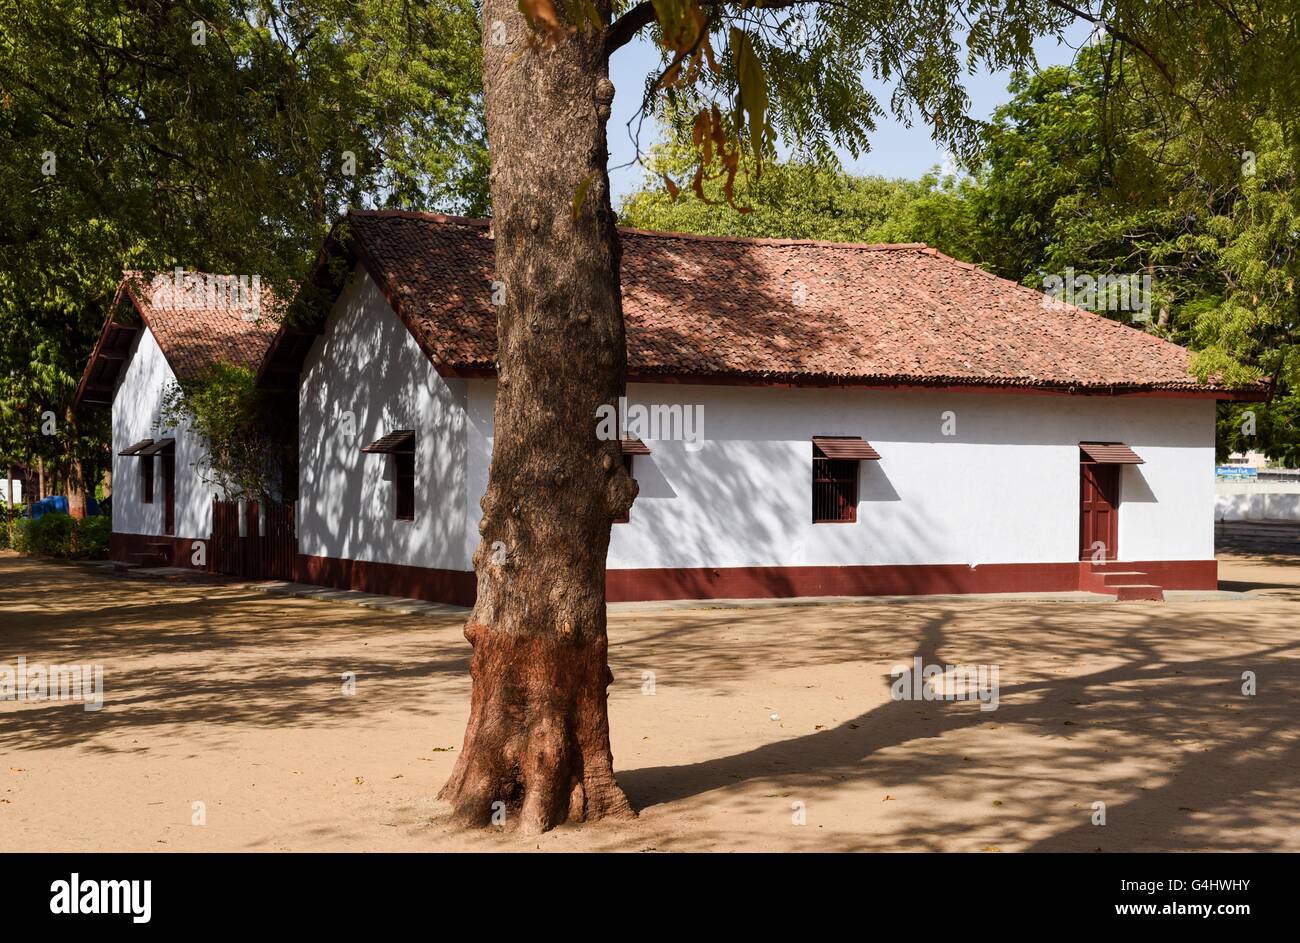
(120, 270), (282, 379)
(308, 209), (1259, 395)
(77, 271), (282, 408)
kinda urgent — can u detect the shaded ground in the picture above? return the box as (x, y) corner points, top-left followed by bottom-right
(1215, 518), (1300, 557)
(1, 549), (1296, 852)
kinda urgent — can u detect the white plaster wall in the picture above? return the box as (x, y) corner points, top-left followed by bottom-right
(297, 267), (468, 570)
(463, 382), (1215, 568)
(1215, 480), (1300, 521)
(111, 328), (212, 539)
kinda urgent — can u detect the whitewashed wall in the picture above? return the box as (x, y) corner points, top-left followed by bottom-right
(297, 267), (469, 570)
(465, 382), (1215, 568)
(1215, 480), (1300, 521)
(111, 328), (212, 539)
(311, 280), (1215, 574)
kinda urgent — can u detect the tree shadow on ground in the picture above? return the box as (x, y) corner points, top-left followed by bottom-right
(0, 555), (469, 753)
(612, 598), (1299, 851)
(4, 552), (1297, 851)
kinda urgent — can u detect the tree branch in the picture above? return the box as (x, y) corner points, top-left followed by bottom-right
(604, 2), (656, 57)
(604, 0), (817, 58)
(1045, 0), (1176, 88)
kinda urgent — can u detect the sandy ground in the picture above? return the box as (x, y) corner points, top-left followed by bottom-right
(1, 549), (1297, 852)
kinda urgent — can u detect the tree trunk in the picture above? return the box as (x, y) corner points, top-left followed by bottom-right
(438, 4), (637, 833)
(64, 405), (87, 519)
(37, 457), (45, 500)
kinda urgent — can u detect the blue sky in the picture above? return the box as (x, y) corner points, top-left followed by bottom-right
(606, 22), (1094, 205)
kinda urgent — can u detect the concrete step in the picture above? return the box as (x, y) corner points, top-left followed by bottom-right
(1114, 584), (1165, 602)
(1101, 570), (1149, 587)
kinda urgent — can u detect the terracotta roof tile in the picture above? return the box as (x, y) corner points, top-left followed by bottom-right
(337, 210), (1253, 394)
(121, 270), (282, 380)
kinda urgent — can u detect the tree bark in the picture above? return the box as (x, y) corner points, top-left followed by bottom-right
(64, 405), (87, 519)
(438, 4), (637, 833)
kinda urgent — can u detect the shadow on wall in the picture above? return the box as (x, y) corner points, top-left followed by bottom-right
(860, 461), (901, 502)
(617, 434), (974, 592)
(298, 273), (467, 570)
(1121, 464), (1157, 504)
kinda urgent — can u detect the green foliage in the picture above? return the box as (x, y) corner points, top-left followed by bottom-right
(969, 44), (1299, 464)
(0, 504), (20, 551)
(627, 0), (1076, 194)
(621, 141), (981, 261)
(0, 0), (487, 492)
(160, 363), (293, 501)
(13, 510), (109, 558)
(614, 1), (1293, 215)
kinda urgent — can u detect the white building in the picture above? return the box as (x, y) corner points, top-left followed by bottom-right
(259, 211), (1265, 603)
(77, 272), (278, 566)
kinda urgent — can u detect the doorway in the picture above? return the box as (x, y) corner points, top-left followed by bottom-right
(1079, 461), (1119, 561)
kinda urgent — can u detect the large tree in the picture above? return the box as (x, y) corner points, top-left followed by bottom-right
(440, 0), (1300, 832)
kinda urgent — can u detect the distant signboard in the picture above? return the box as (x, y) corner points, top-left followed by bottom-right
(1216, 466), (1259, 480)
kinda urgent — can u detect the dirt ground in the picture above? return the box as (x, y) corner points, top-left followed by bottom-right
(2, 549), (1297, 852)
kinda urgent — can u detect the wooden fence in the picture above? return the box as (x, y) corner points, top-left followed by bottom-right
(210, 499), (295, 580)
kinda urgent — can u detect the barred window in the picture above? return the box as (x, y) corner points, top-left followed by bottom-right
(812, 456), (858, 523)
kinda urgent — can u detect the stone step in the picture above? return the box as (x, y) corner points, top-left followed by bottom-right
(1114, 584), (1165, 602)
(1101, 570), (1149, 587)
(1089, 560), (1143, 572)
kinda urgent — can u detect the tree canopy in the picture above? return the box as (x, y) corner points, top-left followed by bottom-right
(0, 0), (487, 498)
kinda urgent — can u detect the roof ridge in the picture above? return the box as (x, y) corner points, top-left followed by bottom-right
(348, 209), (490, 228)
(617, 226), (929, 252)
(346, 209), (930, 252)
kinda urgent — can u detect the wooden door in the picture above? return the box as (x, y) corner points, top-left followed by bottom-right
(162, 450), (175, 536)
(1079, 462), (1119, 561)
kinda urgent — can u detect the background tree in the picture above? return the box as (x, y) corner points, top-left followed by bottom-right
(620, 135), (981, 257)
(441, 0), (1300, 833)
(967, 44), (1298, 464)
(0, 0), (487, 512)
(160, 363), (298, 502)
